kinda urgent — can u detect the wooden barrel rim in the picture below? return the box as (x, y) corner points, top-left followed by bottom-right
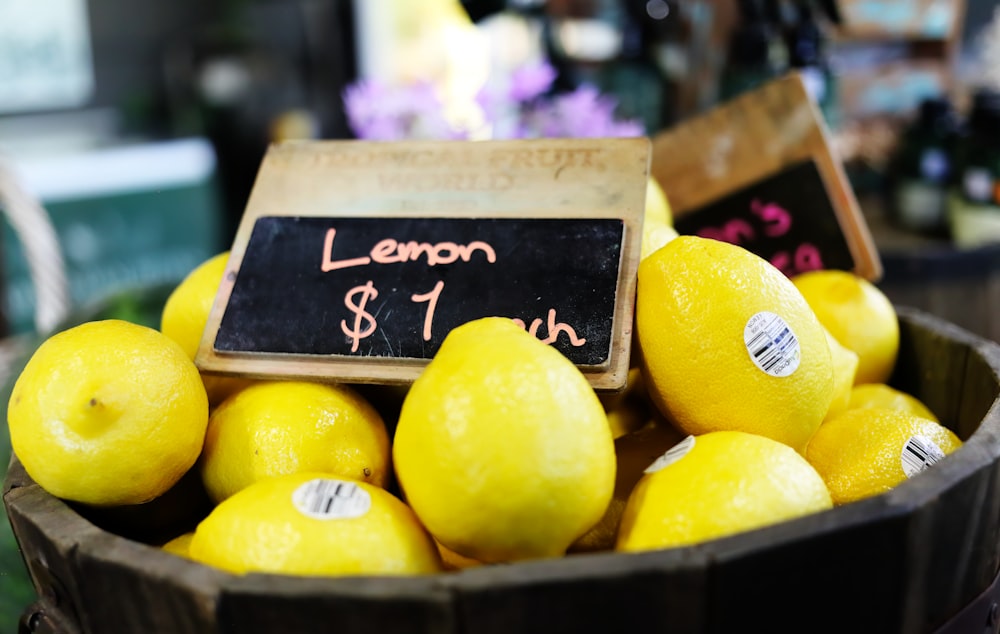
(5, 306), (1000, 632)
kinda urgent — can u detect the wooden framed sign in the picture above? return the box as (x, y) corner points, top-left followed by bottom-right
(651, 72), (882, 281)
(196, 137), (650, 391)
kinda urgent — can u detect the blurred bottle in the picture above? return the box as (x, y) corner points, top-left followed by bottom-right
(718, 0), (783, 101)
(539, 0), (675, 133)
(948, 89), (1000, 248)
(886, 96), (960, 237)
(784, 0), (838, 128)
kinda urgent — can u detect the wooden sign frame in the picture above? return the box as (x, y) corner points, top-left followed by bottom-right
(650, 72), (882, 281)
(195, 137), (650, 391)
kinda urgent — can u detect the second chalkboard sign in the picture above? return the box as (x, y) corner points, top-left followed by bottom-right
(651, 73), (881, 281)
(672, 160), (856, 277)
(214, 216), (624, 366)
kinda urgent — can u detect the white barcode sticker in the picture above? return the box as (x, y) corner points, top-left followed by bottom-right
(644, 435), (696, 474)
(292, 478), (371, 520)
(744, 312), (801, 377)
(901, 435), (946, 478)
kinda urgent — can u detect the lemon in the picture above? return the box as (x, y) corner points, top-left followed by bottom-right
(571, 420), (685, 552)
(393, 317), (615, 563)
(161, 532), (195, 559)
(640, 222), (680, 261)
(189, 472), (441, 576)
(199, 381), (390, 504)
(640, 177), (678, 260)
(847, 383), (938, 422)
(792, 270), (899, 386)
(600, 367), (653, 439)
(8, 320), (209, 506)
(645, 177), (673, 227)
(824, 326), (860, 421)
(616, 431), (832, 552)
(160, 252), (254, 406)
(435, 540), (484, 571)
(805, 407), (962, 505)
(636, 236), (834, 452)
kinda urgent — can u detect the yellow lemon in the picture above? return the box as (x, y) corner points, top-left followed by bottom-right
(393, 317), (616, 563)
(189, 472), (441, 576)
(616, 431), (832, 552)
(8, 320), (208, 506)
(645, 176), (673, 227)
(435, 540), (485, 571)
(792, 270), (899, 385)
(824, 326), (860, 421)
(600, 367), (654, 439)
(847, 383), (938, 422)
(571, 420), (686, 552)
(160, 252), (255, 406)
(640, 177), (678, 260)
(637, 236), (834, 452)
(161, 532), (195, 559)
(640, 222), (680, 261)
(805, 407), (962, 505)
(199, 381), (391, 504)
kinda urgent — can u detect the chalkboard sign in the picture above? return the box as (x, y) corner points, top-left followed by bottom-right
(672, 160), (855, 277)
(196, 137), (649, 390)
(214, 216), (623, 366)
(651, 73), (882, 281)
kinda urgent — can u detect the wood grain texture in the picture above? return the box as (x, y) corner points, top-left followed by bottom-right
(5, 309), (1000, 633)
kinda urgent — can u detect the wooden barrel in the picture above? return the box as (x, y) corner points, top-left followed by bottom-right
(878, 245), (1000, 345)
(5, 307), (1000, 634)
(861, 197), (1000, 344)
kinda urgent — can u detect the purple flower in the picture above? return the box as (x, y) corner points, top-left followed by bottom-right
(342, 62), (645, 142)
(521, 84), (645, 139)
(508, 62), (557, 103)
(343, 78), (466, 141)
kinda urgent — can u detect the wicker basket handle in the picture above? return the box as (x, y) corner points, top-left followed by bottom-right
(0, 159), (71, 336)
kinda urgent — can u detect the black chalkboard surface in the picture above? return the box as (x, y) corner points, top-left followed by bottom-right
(672, 160), (856, 277)
(214, 216), (624, 367)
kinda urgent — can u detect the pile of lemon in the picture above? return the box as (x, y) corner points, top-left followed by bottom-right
(6, 178), (963, 577)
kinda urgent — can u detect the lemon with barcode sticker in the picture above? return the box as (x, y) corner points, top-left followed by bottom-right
(8, 319), (209, 506)
(636, 235), (835, 452)
(199, 381), (391, 503)
(188, 472), (441, 576)
(792, 269), (899, 386)
(393, 317), (616, 563)
(160, 252), (255, 406)
(616, 431), (832, 552)
(805, 407), (961, 505)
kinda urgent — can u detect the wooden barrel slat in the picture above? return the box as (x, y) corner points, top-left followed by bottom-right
(5, 308), (1000, 633)
(448, 548), (709, 634)
(703, 496), (913, 632)
(4, 481), (102, 633)
(892, 308), (975, 434)
(217, 575), (456, 634)
(905, 451), (1000, 631)
(72, 534), (224, 634)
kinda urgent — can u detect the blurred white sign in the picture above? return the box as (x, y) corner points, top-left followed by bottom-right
(0, 0), (94, 113)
